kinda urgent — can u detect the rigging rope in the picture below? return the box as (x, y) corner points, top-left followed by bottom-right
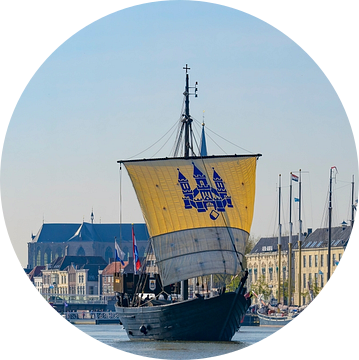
(192, 117), (254, 154)
(127, 119), (180, 160)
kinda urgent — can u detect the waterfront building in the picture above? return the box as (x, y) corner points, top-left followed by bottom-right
(102, 261), (129, 295)
(246, 235), (299, 304)
(292, 224), (351, 305)
(41, 255), (107, 296)
(27, 215), (149, 268)
(246, 224), (351, 306)
(28, 265), (45, 292)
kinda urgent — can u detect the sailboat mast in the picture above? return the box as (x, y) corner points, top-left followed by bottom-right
(351, 175), (355, 227)
(288, 173), (293, 306)
(184, 65), (192, 158)
(182, 64), (197, 300)
(182, 64), (198, 158)
(278, 174), (282, 304)
(297, 169), (302, 307)
(328, 167), (333, 281)
(186, 64), (193, 159)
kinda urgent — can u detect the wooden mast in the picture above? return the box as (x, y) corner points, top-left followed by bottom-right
(181, 64), (197, 300)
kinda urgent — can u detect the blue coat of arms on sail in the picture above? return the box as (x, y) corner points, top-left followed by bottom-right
(177, 162), (233, 220)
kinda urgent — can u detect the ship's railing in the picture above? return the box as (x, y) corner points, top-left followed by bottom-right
(64, 311), (121, 320)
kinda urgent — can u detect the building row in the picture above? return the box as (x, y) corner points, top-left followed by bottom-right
(26, 215), (352, 306)
(28, 255), (149, 298)
(246, 224), (351, 306)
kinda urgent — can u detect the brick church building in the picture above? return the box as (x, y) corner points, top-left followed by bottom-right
(27, 213), (149, 268)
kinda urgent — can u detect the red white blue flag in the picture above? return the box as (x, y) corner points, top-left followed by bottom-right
(132, 224), (141, 273)
(291, 173), (299, 182)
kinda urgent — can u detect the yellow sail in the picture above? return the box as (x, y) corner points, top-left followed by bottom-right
(122, 155), (259, 285)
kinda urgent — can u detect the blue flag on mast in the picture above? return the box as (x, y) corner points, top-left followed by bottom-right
(115, 241), (125, 265)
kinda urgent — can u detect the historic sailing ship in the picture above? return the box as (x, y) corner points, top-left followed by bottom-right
(114, 65), (261, 341)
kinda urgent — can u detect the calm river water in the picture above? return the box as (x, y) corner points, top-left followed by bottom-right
(76, 324), (279, 359)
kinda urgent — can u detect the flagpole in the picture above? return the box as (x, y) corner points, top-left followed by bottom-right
(114, 236), (117, 273)
(132, 223), (136, 275)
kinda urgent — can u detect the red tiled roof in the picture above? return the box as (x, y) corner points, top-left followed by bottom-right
(102, 261), (129, 275)
(28, 266), (45, 281)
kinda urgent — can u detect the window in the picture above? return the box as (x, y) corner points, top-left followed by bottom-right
(333, 254), (336, 265)
(262, 246), (267, 251)
(305, 241), (312, 248)
(303, 274), (306, 288)
(303, 255), (306, 268)
(309, 255), (312, 267)
(321, 254), (324, 267)
(310, 241), (317, 248)
(269, 267), (273, 281)
(315, 255), (318, 267)
(320, 274), (324, 287)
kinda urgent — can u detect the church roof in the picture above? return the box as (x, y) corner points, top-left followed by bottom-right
(31, 223), (80, 243)
(68, 222), (102, 242)
(51, 255), (107, 270)
(30, 223), (149, 244)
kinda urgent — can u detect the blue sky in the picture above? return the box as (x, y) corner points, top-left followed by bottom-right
(1, 1), (357, 267)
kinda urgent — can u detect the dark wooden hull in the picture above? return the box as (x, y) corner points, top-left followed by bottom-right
(115, 292), (251, 341)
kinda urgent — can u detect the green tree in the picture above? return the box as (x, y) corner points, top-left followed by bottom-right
(275, 279), (295, 304)
(251, 275), (271, 301)
(242, 235), (259, 270)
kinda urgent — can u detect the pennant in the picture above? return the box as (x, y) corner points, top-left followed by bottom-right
(291, 173), (299, 182)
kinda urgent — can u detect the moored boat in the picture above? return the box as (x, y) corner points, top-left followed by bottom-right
(256, 302), (304, 327)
